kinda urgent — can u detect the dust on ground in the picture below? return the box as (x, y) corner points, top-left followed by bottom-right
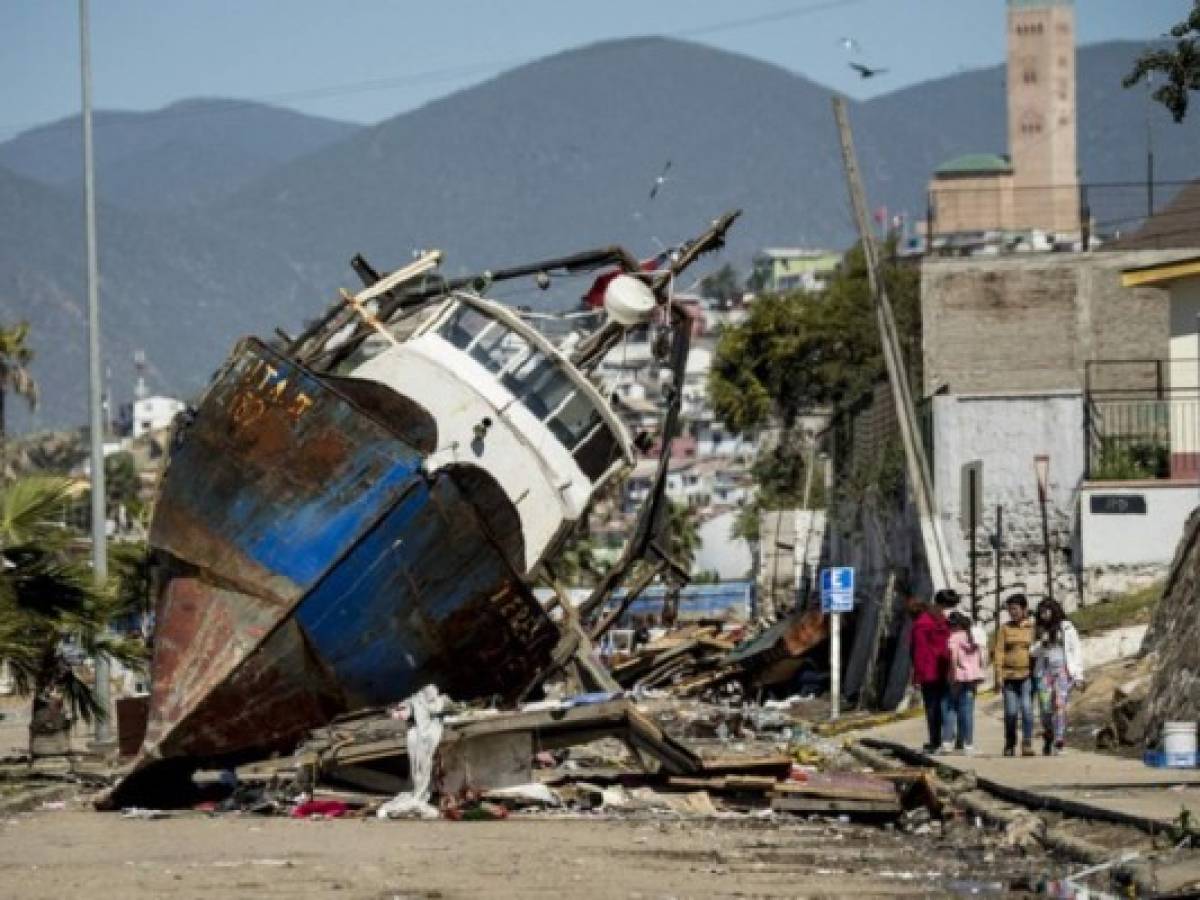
(0, 805), (1059, 899)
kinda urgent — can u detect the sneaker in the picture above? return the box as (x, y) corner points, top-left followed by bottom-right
(1003, 745), (1015, 757)
(962, 744), (976, 756)
(1021, 742), (1037, 757)
(1053, 740), (1065, 755)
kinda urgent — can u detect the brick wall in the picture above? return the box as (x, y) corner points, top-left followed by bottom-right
(920, 250), (1194, 396)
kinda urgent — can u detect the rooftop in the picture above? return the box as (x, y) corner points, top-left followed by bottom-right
(756, 247), (839, 260)
(1120, 255), (1200, 288)
(934, 153), (1012, 176)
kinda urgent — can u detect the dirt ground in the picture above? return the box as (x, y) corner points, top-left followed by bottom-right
(0, 805), (1065, 899)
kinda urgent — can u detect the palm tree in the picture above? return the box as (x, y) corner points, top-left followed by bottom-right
(0, 322), (39, 446)
(666, 499), (700, 572)
(0, 476), (145, 755)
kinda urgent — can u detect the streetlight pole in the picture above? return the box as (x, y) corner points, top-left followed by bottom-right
(1034, 454), (1053, 603)
(79, 0), (111, 745)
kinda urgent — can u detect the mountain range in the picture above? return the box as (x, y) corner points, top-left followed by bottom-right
(1, 37), (1197, 431)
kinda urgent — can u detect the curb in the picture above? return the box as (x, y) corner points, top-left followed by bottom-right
(850, 739), (1157, 894)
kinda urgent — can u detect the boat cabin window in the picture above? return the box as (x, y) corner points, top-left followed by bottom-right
(440, 300), (623, 482)
(439, 303), (532, 375)
(440, 303), (490, 350)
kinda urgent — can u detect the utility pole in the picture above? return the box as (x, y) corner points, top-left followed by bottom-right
(992, 505), (1004, 627)
(1146, 75), (1155, 218)
(79, 0), (111, 746)
(832, 96), (956, 593)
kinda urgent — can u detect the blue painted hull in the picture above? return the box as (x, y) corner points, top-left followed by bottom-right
(132, 338), (559, 773)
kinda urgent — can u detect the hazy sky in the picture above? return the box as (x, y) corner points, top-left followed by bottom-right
(0, 0), (1179, 140)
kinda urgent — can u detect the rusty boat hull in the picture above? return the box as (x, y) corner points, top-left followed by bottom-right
(113, 338), (558, 800)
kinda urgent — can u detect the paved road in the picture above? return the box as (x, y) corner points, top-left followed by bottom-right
(862, 694), (1200, 829)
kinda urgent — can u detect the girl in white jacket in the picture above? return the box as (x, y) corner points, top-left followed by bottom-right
(1031, 598), (1084, 755)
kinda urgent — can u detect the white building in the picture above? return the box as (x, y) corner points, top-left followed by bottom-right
(132, 396), (186, 438)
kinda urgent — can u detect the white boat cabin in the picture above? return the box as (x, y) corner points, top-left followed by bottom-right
(341, 292), (634, 575)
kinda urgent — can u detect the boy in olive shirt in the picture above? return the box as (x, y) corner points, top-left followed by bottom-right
(993, 594), (1036, 756)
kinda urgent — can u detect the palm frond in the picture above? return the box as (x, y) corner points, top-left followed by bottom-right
(0, 476), (84, 547)
(89, 633), (148, 672)
(8, 366), (38, 407)
(2, 549), (101, 619)
(58, 665), (105, 723)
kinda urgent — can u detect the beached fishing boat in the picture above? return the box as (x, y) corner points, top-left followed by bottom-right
(110, 213), (739, 802)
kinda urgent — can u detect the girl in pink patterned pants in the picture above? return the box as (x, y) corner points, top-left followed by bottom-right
(1032, 599), (1084, 756)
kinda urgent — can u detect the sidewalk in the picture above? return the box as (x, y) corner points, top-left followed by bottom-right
(860, 694), (1200, 830)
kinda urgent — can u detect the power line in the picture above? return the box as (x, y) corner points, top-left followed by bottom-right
(0, 0), (873, 141)
(675, 0), (869, 38)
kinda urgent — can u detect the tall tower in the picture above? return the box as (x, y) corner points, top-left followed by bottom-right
(1007, 0), (1079, 234)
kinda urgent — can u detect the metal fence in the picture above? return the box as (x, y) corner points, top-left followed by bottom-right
(1085, 359), (1200, 480)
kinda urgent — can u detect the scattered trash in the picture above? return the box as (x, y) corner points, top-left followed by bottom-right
(376, 795), (439, 820)
(482, 783), (561, 808)
(291, 799), (349, 819)
(121, 807), (168, 819)
(375, 685), (446, 821)
(946, 878), (1006, 896)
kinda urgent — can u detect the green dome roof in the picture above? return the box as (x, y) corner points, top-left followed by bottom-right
(935, 153), (1013, 176)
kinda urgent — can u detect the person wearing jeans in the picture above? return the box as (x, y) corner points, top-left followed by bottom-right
(993, 594), (1036, 756)
(1001, 675), (1034, 753)
(1032, 598), (1085, 755)
(946, 610), (984, 752)
(908, 589), (960, 753)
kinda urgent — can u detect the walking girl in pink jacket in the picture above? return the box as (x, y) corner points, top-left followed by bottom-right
(946, 611), (985, 753)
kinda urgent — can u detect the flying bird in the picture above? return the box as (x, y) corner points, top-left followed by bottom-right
(839, 37), (861, 53)
(849, 62), (888, 79)
(649, 159), (672, 200)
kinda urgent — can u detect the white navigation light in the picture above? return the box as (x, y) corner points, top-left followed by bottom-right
(604, 275), (657, 326)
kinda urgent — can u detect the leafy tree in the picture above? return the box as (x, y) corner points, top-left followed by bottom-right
(554, 531), (601, 586)
(0, 322), (38, 447)
(1125, 2), (1200, 122)
(109, 540), (154, 625)
(708, 241), (919, 435)
(698, 263), (743, 303)
(0, 476), (145, 753)
(710, 240), (918, 530)
(105, 451), (144, 520)
(732, 444), (828, 542)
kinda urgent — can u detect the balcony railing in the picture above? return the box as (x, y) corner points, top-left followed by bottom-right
(1085, 360), (1200, 481)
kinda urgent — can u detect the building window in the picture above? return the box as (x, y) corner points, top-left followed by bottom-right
(1023, 69), (1037, 84)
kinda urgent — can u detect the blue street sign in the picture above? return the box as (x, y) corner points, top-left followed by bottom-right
(820, 566), (855, 613)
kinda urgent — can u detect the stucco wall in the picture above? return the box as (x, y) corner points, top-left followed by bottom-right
(920, 251), (1193, 397)
(696, 510), (753, 581)
(930, 391), (1085, 614)
(1080, 483), (1200, 567)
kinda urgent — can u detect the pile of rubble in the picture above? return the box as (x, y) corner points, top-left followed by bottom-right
(146, 687), (925, 827)
(607, 608), (828, 700)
